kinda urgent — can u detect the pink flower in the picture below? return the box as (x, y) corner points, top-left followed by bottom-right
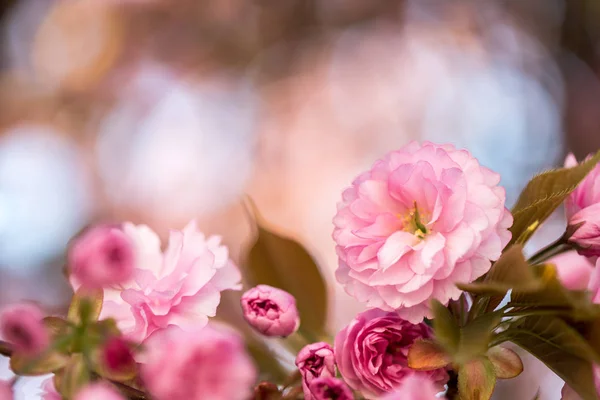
(72, 221), (242, 342)
(0, 303), (49, 356)
(240, 285), (300, 337)
(296, 342), (336, 399)
(334, 309), (448, 399)
(41, 379), (60, 400)
(74, 383), (125, 400)
(565, 153), (600, 257)
(0, 380), (12, 400)
(381, 374), (439, 400)
(140, 325), (257, 400)
(69, 225), (135, 288)
(551, 251), (595, 290)
(333, 141), (512, 322)
(308, 377), (354, 400)
(101, 337), (135, 375)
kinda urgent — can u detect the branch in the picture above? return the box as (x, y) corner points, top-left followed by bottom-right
(0, 340), (12, 357)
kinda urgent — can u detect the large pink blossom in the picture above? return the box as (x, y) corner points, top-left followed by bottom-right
(71, 221), (241, 343)
(140, 325), (256, 400)
(333, 141), (512, 322)
(381, 374), (439, 400)
(565, 154), (600, 257)
(334, 309), (448, 399)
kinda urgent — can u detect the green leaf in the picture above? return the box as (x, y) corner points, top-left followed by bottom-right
(458, 358), (496, 400)
(487, 346), (523, 379)
(10, 350), (70, 376)
(244, 210), (328, 336)
(431, 299), (460, 354)
(407, 339), (451, 371)
(457, 312), (503, 361)
(498, 315), (600, 400)
(68, 288), (104, 325)
(509, 150), (600, 246)
(59, 354), (90, 399)
(457, 245), (539, 296)
(509, 264), (600, 320)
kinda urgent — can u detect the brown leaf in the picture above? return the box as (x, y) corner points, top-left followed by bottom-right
(407, 339), (451, 371)
(458, 358), (496, 400)
(487, 346), (523, 379)
(498, 315), (600, 400)
(244, 216), (328, 336)
(509, 150), (600, 246)
(10, 350), (70, 376)
(67, 288), (104, 325)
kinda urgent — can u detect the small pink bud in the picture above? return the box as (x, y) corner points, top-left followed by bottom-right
(102, 337), (135, 374)
(0, 303), (49, 356)
(240, 285), (300, 337)
(74, 383), (125, 400)
(308, 377), (354, 400)
(69, 225), (135, 288)
(296, 342), (336, 397)
(0, 380), (13, 400)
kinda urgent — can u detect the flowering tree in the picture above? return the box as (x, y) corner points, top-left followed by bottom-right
(1, 141), (600, 400)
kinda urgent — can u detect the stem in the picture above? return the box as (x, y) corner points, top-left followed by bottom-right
(0, 340), (12, 357)
(528, 237), (571, 265)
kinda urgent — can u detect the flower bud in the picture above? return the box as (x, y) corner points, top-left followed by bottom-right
(308, 377), (354, 400)
(0, 303), (49, 356)
(296, 342), (336, 398)
(565, 154), (600, 257)
(101, 337), (136, 378)
(69, 225), (135, 288)
(240, 285), (300, 337)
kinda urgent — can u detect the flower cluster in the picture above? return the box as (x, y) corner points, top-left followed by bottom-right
(1, 141), (600, 400)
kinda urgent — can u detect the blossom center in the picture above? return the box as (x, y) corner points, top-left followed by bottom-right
(400, 202), (430, 238)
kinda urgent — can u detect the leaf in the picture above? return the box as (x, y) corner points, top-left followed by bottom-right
(67, 288), (104, 325)
(43, 317), (70, 337)
(407, 339), (451, 371)
(509, 264), (600, 320)
(431, 300), (460, 354)
(458, 358), (496, 400)
(509, 150), (600, 246)
(10, 350), (70, 376)
(457, 245), (539, 296)
(59, 354), (90, 399)
(458, 312), (503, 361)
(498, 315), (600, 400)
(244, 210), (328, 336)
(487, 346), (523, 379)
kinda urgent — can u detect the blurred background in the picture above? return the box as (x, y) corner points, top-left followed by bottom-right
(0, 0), (599, 398)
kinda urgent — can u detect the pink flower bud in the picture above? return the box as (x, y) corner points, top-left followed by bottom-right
(74, 383), (125, 400)
(296, 342), (336, 399)
(240, 285), (300, 337)
(0, 380), (13, 400)
(69, 225), (135, 288)
(565, 154), (600, 257)
(308, 377), (354, 400)
(0, 303), (49, 356)
(102, 337), (135, 374)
